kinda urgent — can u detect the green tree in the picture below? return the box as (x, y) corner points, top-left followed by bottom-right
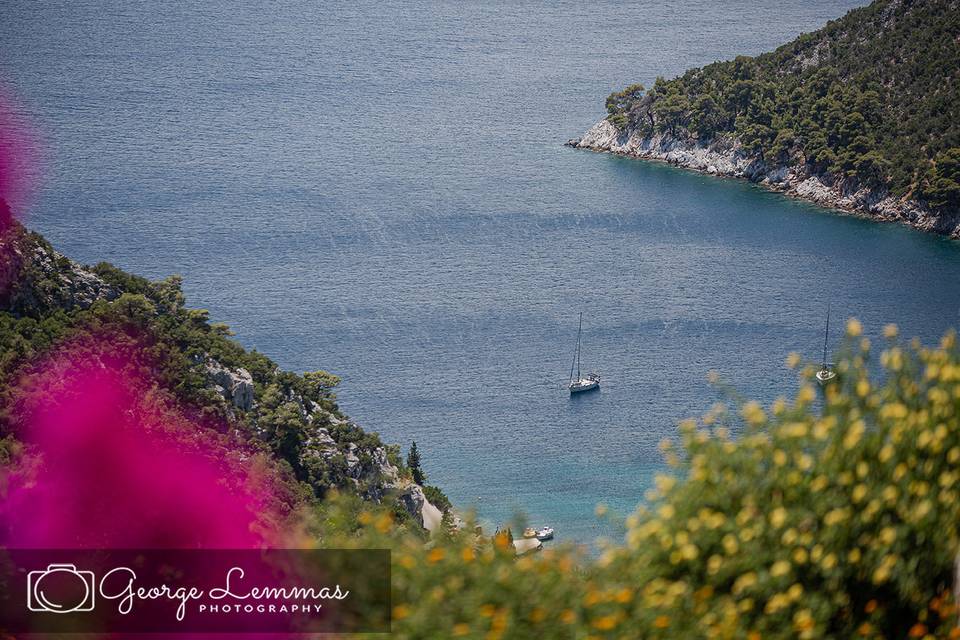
(407, 441), (425, 485)
(924, 148), (960, 209)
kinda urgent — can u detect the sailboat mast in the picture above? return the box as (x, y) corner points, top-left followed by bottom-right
(822, 303), (831, 367)
(576, 312), (583, 380)
(569, 313), (579, 383)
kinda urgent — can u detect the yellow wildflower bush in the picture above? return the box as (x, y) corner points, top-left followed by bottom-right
(314, 327), (960, 638)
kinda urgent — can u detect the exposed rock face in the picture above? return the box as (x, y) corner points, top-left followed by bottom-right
(204, 359), (255, 411)
(569, 119), (960, 238)
(398, 484), (427, 528)
(0, 227), (118, 315)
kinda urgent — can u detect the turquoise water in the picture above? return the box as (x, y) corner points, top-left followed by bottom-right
(5, 1), (960, 544)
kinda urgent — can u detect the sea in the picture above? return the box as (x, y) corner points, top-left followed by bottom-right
(4, 0), (960, 545)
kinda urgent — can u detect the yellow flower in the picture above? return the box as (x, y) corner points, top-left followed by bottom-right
(813, 416), (836, 439)
(393, 604), (410, 620)
(773, 397), (787, 414)
(787, 583), (804, 600)
(856, 378), (870, 397)
(707, 554), (723, 575)
(883, 323), (898, 338)
(810, 476), (828, 491)
(794, 608), (815, 631)
(879, 527), (897, 545)
(592, 615), (618, 630)
(821, 553), (837, 570)
(659, 504), (675, 519)
(770, 507), (788, 529)
(773, 450), (788, 466)
(732, 572), (757, 594)
(879, 443), (895, 463)
(872, 556), (897, 584)
(852, 484), (868, 503)
(453, 623), (471, 636)
(844, 420), (866, 449)
(797, 385), (815, 405)
(722, 534), (739, 555)
(653, 615), (670, 629)
(742, 401), (767, 426)
(786, 352), (801, 368)
(848, 548), (861, 563)
(873, 564), (891, 584)
(824, 508), (848, 526)
(792, 547), (808, 564)
(595, 503), (609, 517)
(881, 403), (908, 420)
(846, 318), (862, 337)
(781, 422), (807, 438)
(655, 475), (675, 493)
(770, 560), (791, 577)
(560, 609), (576, 624)
(375, 513), (393, 533)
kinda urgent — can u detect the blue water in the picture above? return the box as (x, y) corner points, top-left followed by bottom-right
(4, 1), (960, 544)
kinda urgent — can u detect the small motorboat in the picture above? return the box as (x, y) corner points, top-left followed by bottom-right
(568, 312), (600, 394)
(535, 526), (554, 541)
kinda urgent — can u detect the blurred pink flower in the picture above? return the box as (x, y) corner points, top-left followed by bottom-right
(0, 336), (284, 550)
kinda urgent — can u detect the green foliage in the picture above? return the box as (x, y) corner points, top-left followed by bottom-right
(407, 441), (425, 485)
(605, 0), (960, 205)
(0, 228), (396, 504)
(323, 325), (960, 638)
(423, 484), (451, 514)
(923, 148), (960, 209)
(605, 83), (645, 130)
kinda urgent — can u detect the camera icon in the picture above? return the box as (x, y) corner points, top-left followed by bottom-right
(27, 564), (96, 613)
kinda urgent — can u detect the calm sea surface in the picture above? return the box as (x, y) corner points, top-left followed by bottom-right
(4, 1), (960, 544)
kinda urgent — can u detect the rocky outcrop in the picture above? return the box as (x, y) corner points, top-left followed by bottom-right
(0, 226), (118, 315)
(204, 359), (255, 411)
(569, 119), (960, 238)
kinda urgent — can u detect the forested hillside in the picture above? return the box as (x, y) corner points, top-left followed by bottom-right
(604, 0), (960, 210)
(0, 220), (449, 533)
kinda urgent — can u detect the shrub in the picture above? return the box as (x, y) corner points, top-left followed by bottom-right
(326, 323), (960, 638)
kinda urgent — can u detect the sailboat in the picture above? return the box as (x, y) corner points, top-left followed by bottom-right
(569, 312), (600, 394)
(816, 304), (837, 385)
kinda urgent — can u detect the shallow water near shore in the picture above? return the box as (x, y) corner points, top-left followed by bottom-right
(5, 0), (960, 545)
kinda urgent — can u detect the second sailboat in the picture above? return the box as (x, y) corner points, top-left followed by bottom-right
(569, 312), (600, 394)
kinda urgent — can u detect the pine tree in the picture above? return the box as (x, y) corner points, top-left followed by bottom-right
(407, 441), (425, 485)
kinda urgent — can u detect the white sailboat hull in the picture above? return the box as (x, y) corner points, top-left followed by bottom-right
(569, 376), (600, 394)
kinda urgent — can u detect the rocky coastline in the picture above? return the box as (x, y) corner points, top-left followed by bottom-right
(568, 119), (960, 239)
